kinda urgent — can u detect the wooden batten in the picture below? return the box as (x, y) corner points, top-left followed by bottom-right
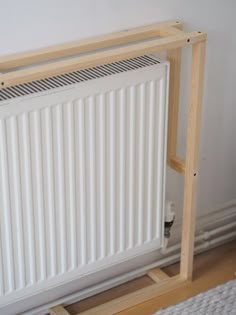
(159, 26), (185, 37)
(77, 275), (187, 315)
(169, 156), (186, 174)
(0, 30), (206, 89)
(49, 305), (70, 315)
(0, 20), (183, 71)
(147, 268), (170, 282)
(180, 40), (206, 280)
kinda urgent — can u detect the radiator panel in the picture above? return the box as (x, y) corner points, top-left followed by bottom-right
(0, 59), (169, 306)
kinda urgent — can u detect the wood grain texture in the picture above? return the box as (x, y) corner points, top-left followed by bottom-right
(49, 305), (70, 315)
(180, 40), (206, 280)
(147, 268), (169, 283)
(76, 276), (187, 315)
(158, 26), (184, 37)
(65, 240), (236, 315)
(119, 240), (236, 315)
(0, 20), (183, 70)
(0, 31), (206, 89)
(166, 44), (182, 165)
(66, 276), (154, 315)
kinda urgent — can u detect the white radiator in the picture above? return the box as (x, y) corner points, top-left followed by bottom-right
(0, 55), (169, 311)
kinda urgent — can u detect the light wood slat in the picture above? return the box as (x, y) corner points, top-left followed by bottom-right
(49, 305), (70, 315)
(118, 242), (236, 315)
(147, 268), (169, 283)
(0, 31), (206, 89)
(159, 26), (185, 37)
(77, 276), (187, 315)
(167, 36), (182, 167)
(169, 156), (185, 174)
(180, 40), (206, 280)
(0, 20), (182, 70)
(0, 20), (206, 314)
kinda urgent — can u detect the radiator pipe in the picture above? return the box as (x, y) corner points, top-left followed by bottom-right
(162, 220), (236, 255)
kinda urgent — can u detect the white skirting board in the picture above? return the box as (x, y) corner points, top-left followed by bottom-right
(19, 199), (236, 315)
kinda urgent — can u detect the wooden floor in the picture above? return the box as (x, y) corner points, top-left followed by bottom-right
(66, 240), (236, 315)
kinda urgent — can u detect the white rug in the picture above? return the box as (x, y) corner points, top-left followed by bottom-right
(154, 280), (236, 315)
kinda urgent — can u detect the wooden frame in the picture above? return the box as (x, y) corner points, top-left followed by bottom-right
(0, 20), (206, 315)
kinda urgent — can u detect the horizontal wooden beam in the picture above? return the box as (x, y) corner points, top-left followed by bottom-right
(77, 275), (188, 315)
(168, 156), (186, 174)
(0, 20), (182, 70)
(0, 31), (206, 89)
(147, 268), (169, 282)
(49, 305), (70, 315)
(159, 26), (185, 37)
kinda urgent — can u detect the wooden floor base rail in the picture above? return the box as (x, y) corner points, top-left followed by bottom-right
(78, 277), (187, 315)
(159, 26), (185, 37)
(147, 267), (170, 282)
(49, 305), (70, 315)
(168, 156), (186, 173)
(48, 269), (191, 315)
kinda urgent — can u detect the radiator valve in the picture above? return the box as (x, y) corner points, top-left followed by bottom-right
(164, 201), (175, 239)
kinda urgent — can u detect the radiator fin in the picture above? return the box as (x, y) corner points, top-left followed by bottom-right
(0, 57), (169, 308)
(0, 79), (164, 296)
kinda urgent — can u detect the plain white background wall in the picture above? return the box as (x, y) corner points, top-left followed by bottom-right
(0, 0), (235, 221)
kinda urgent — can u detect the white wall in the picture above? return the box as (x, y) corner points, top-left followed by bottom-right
(0, 0), (235, 220)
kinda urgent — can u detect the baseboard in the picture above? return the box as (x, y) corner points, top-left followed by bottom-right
(16, 200), (236, 315)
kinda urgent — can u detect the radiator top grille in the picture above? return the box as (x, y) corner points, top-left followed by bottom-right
(0, 55), (159, 102)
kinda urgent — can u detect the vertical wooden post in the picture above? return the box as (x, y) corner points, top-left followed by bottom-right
(167, 47), (182, 164)
(180, 40), (206, 280)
